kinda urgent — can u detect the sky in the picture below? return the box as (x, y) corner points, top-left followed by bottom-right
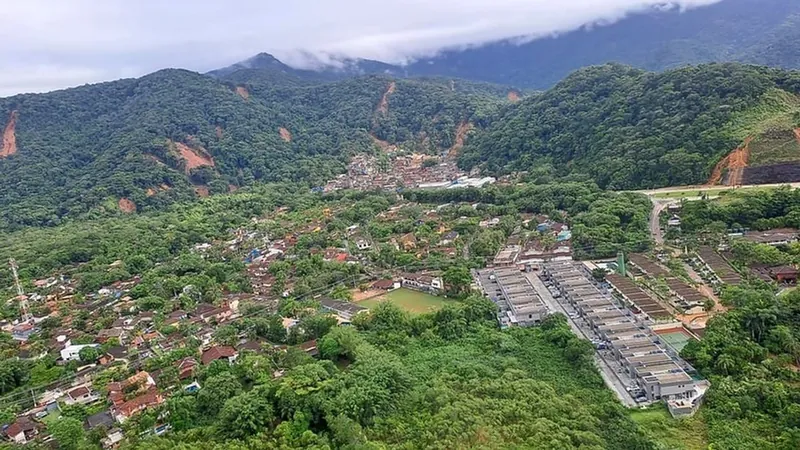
(0, 0), (721, 96)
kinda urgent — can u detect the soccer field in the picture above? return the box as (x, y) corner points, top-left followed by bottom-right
(358, 288), (454, 315)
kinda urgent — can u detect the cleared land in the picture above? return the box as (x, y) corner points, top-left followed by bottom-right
(358, 288), (453, 315)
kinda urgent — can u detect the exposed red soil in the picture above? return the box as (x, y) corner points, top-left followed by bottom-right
(370, 134), (398, 153)
(215, 126), (224, 139)
(1, 110), (18, 158)
(194, 186), (210, 197)
(172, 140), (215, 174)
(377, 81), (396, 115)
(447, 121), (474, 159)
(235, 86), (249, 100)
(118, 198), (137, 213)
(507, 91), (521, 103)
(145, 184), (171, 197)
(707, 137), (752, 186)
(228, 184), (239, 193)
(279, 127), (292, 143)
(794, 128), (800, 144)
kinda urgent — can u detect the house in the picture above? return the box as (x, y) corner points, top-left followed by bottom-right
(371, 279), (398, 291)
(96, 328), (126, 344)
(113, 388), (164, 423)
(440, 231), (459, 245)
(163, 310), (187, 326)
(401, 273), (444, 294)
(193, 304), (233, 323)
(84, 411), (115, 431)
(175, 357), (198, 380)
(107, 372), (156, 406)
(98, 346), (130, 366)
(65, 385), (100, 405)
(60, 343), (100, 362)
(4, 417), (38, 444)
(299, 339), (319, 357)
(102, 429), (125, 448)
(201, 346), (238, 365)
(667, 215), (681, 227)
(398, 233), (417, 251)
(319, 297), (368, 322)
(742, 228), (799, 246)
(751, 264), (799, 284)
(11, 323), (37, 341)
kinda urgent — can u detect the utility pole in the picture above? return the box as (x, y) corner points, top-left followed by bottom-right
(9, 259), (31, 322)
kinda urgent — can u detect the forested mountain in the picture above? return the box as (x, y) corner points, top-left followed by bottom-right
(225, 0), (800, 90)
(460, 63), (800, 189)
(0, 68), (504, 229)
(404, 0), (800, 89)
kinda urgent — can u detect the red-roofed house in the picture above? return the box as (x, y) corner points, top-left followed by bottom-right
(113, 388), (164, 423)
(201, 346), (238, 365)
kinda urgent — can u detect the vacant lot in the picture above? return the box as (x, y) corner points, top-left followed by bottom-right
(630, 406), (708, 450)
(359, 288), (454, 315)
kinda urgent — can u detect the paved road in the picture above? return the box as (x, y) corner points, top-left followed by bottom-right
(649, 200), (668, 245)
(633, 182), (800, 197)
(525, 272), (639, 408)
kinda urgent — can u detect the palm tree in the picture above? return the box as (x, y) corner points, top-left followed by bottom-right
(715, 353), (736, 375)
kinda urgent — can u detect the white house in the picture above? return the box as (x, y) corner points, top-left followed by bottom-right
(60, 343), (100, 362)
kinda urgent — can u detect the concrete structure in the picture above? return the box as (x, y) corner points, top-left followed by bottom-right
(475, 267), (549, 327)
(540, 261), (706, 416)
(60, 343), (100, 362)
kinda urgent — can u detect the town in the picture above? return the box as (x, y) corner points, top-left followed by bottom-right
(2, 182), (800, 448)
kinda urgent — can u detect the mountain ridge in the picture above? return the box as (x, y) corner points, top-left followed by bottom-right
(219, 0), (800, 89)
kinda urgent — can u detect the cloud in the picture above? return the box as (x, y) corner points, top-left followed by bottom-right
(0, 0), (721, 96)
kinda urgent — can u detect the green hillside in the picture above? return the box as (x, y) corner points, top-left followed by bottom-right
(460, 63), (800, 189)
(0, 70), (504, 229)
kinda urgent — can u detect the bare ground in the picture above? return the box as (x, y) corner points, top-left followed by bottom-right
(1, 110), (18, 157)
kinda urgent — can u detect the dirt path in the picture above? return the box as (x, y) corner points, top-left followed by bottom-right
(507, 91), (520, 102)
(377, 81), (396, 115)
(1, 110), (18, 157)
(707, 137), (752, 186)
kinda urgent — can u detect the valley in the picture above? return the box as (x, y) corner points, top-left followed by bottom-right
(4, 3), (800, 446)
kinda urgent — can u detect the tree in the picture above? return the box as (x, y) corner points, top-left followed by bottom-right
(443, 265), (472, 298)
(198, 372), (242, 416)
(217, 387), (276, 439)
(329, 284), (353, 301)
(78, 346), (101, 363)
(590, 267), (607, 282)
(48, 417), (85, 450)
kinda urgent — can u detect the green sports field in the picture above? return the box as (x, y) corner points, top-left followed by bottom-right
(358, 288), (454, 315)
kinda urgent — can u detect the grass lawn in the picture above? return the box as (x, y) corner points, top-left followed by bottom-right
(630, 405), (709, 450)
(358, 288), (454, 315)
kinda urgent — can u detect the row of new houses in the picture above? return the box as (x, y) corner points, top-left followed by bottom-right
(540, 261), (709, 417)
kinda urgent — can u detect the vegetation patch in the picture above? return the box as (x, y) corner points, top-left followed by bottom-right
(630, 405), (709, 450)
(358, 287), (454, 315)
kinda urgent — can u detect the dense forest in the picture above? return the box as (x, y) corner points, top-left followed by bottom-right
(682, 284), (800, 449)
(461, 63), (800, 189)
